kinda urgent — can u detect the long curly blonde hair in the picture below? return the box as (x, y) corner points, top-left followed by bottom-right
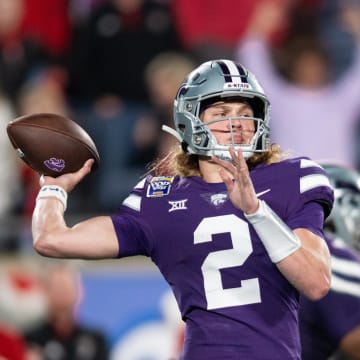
(147, 143), (288, 177)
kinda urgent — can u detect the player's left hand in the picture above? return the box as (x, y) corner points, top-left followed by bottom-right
(212, 147), (259, 214)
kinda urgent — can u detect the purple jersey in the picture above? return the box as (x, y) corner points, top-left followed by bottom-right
(111, 157), (333, 359)
(299, 235), (360, 360)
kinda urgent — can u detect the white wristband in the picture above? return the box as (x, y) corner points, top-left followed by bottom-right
(244, 200), (301, 263)
(36, 185), (68, 211)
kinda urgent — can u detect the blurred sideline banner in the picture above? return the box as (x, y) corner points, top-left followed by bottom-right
(77, 260), (183, 360)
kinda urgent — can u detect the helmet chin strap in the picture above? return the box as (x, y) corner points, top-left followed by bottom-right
(213, 147), (253, 161)
(162, 124), (183, 143)
(162, 124), (195, 153)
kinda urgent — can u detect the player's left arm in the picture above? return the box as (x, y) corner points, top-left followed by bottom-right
(213, 149), (332, 301)
(242, 198), (332, 301)
(277, 227), (331, 301)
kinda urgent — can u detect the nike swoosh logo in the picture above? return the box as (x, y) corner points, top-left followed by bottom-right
(256, 189), (271, 197)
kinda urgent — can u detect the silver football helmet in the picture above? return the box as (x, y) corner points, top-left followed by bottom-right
(322, 163), (360, 252)
(171, 59), (271, 161)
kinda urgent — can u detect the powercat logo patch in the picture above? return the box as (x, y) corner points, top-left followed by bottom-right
(44, 157), (65, 172)
(146, 176), (174, 198)
(201, 192), (228, 208)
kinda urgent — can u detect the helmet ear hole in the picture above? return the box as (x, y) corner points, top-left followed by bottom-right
(181, 141), (189, 153)
(178, 124), (185, 133)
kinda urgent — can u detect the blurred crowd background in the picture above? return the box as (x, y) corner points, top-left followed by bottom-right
(1, 0), (360, 359)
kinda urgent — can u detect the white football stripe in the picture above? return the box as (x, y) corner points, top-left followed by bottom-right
(223, 60), (241, 83)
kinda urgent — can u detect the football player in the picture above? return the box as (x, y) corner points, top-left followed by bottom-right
(31, 59), (334, 359)
(299, 163), (360, 360)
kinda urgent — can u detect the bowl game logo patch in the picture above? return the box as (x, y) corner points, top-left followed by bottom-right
(147, 176), (174, 197)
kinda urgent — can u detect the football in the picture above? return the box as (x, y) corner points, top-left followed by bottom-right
(6, 113), (100, 177)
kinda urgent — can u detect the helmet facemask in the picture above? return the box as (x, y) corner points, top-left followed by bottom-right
(179, 101), (268, 161)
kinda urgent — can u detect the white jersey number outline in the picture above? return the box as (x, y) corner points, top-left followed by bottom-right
(194, 214), (261, 309)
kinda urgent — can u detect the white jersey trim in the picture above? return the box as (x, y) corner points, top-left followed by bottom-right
(300, 159), (323, 169)
(331, 273), (360, 297)
(122, 194), (141, 212)
(300, 174), (331, 193)
(331, 256), (360, 279)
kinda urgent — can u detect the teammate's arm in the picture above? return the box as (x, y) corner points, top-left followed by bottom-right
(340, 324), (360, 360)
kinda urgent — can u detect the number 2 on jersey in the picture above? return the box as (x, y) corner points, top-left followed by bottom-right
(194, 214), (261, 309)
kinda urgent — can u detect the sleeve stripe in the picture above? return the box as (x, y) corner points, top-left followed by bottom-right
(300, 159), (322, 169)
(331, 256), (360, 279)
(331, 273), (360, 296)
(300, 174), (331, 193)
(122, 194), (142, 211)
(134, 178), (146, 189)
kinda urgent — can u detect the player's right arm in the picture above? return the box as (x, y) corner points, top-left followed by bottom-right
(32, 159), (120, 259)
